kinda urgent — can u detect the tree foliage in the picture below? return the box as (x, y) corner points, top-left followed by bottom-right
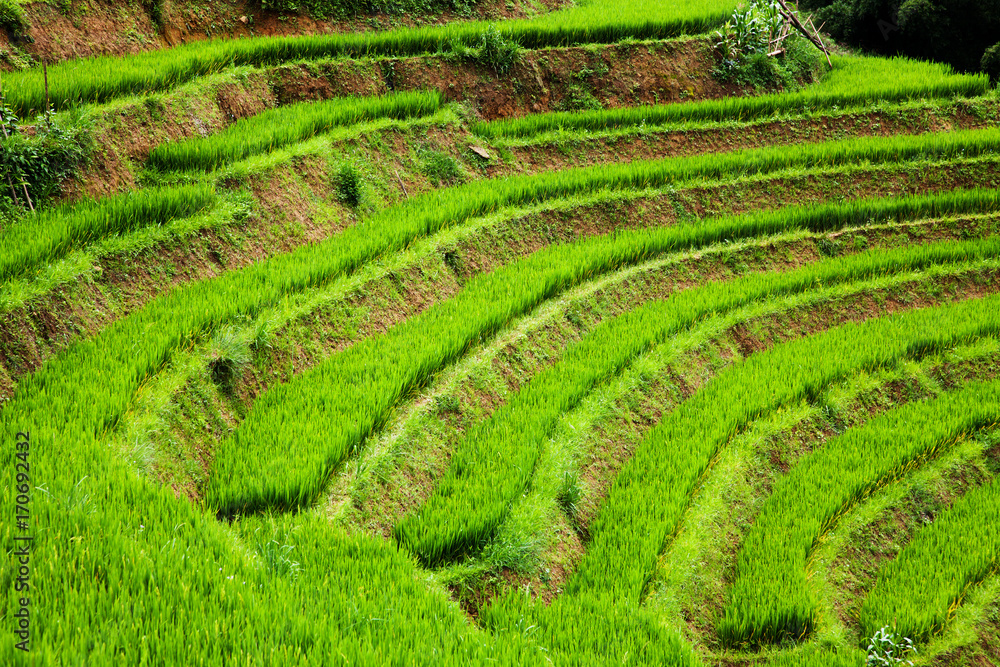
(0, 97), (91, 213)
(799, 0), (1000, 75)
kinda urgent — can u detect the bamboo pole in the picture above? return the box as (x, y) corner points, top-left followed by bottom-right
(776, 0), (833, 68)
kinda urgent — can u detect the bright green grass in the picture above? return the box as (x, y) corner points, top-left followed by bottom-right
(474, 55), (991, 140)
(4, 0), (736, 115)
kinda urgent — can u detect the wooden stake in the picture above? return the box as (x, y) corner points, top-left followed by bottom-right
(4, 175), (22, 208)
(807, 16), (832, 68)
(394, 170), (409, 199)
(17, 176), (34, 212)
(776, 0), (832, 68)
(43, 62), (50, 110)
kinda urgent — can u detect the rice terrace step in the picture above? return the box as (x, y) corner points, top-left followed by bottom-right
(1, 0), (998, 664)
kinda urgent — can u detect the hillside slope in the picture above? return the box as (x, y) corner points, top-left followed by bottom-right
(1, 1), (999, 665)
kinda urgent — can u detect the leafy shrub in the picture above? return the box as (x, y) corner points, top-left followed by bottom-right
(555, 84), (603, 112)
(434, 394), (461, 414)
(0, 96), (91, 213)
(713, 0), (783, 74)
(866, 626), (916, 666)
(713, 0), (822, 89)
(421, 149), (464, 186)
(445, 25), (523, 75)
(0, 0), (28, 37)
(983, 42), (1000, 85)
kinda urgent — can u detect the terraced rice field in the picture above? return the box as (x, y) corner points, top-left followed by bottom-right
(1, 0), (999, 664)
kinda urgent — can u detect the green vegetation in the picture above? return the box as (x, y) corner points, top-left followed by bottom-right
(474, 55), (990, 139)
(200, 118), (1000, 514)
(866, 627), (918, 666)
(483, 296), (1000, 664)
(335, 160), (364, 207)
(0, 0), (27, 37)
(395, 236), (1000, 565)
(206, 181), (1000, 516)
(6, 4), (1000, 663)
(983, 42), (1000, 84)
(147, 90), (442, 172)
(712, 0), (823, 88)
(2, 0), (736, 115)
(799, 0), (1000, 76)
(261, 0), (476, 20)
(860, 476), (1000, 642)
(720, 380), (1000, 645)
(0, 184), (215, 283)
(0, 95), (91, 213)
(566, 296), (1000, 603)
(453, 24), (524, 74)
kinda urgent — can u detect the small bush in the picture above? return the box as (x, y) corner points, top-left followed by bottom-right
(434, 394), (461, 414)
(336, 162), (363, 207)
(207, 327), (251, 388)
(555, 84), (603, 112)
(421, 150), (463, 186)
(0, 0), (28, 37)
(982, 42), (1000, 85)
(713, 0), (823, 89)
(475, 25), (522, 75)
(0, 96), (91, 213)
(817, 237), (844, 257)
(866, 626), (916, 667)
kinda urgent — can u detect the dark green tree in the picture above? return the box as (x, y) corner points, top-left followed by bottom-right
(798, 0), (1000, 75)
(983, 42), (1000, 83)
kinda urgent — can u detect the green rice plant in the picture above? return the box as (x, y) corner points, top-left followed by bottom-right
(719, 382), (1000, 646)
(2, 0), (737, 115)
(859, 478), (1000, 643)
(474, 55), (991, 140)
(561, 294), (1000, 614)
(0, 189), (998, 662)
(482, 590), (703, 666)
(770, 647), (866, 667)
(0, 458), (543, 662)
(147, 90), (442, 172)
(0, 130), (996, 475)
(336, 161), (364, 207)
(0, 183), (216, 283)
(471, 24), (523, 75)
(393, 236), (1000, 565)
(485, 326), (1000, 662)
(205, 179), (1000, 517)
(8, 137), (995, 530)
